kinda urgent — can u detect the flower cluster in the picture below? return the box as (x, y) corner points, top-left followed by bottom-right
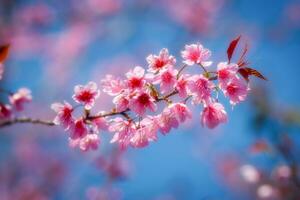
(52, 37), (266, 151)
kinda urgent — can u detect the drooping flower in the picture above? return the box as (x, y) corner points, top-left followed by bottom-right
(79, 133), (100, 151)
(101, 75), (125, 96)
(181, 43), (212, 66)
(73, 81), (100, 110)
(0, 103), (11, 119)
(51, 101), (74, 129)
(152, 66), (178, 94)
(129, 91), (157, 116)
(109, 117), (136, 149)
(130, 116), (159, 148)
(70, 118), (88, 139)
(169, 103), (192, 123)
(201, 102), (227, 129)
(217, 62), (238, 86)
(9, 88), (32, 111)
(146, 48), (176, 72)
(188, 75), (214, 104)
(92, 115), (109, 132)
(222, 77), (249, 106)
(126, 66), (145, 90)
(157, 107), (179, 135)
(113, 93), (129, 112)
(175, 74), (190, 98)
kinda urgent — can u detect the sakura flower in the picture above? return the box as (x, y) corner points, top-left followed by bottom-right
(146, 48), (176, 72)
(130, 128), (149, 148)
(188, 75), (214, 104)
(181, 43), (212, 66)
(217, 62), (238, 86)
(70, 118), (88, 139)
(9, 88), (32, 111)
(169, 103), (192, 123)
(73, 81), (100, 110)
(153, 66), (178, 94)
(101, 75), (125, 96)
(51, 101), (74, 129)
(92, 115), (109, 132)
(79, 133), (100, 151)
(129, 91), (157, 116)
(158, 107), (179, 135)
(201, 102), (227, 129)
(0, 103), (11, 119)
(126, 66), (145, 90)
(109, 118), (135, 149)
(175, 74), (190, 98)
(113, 93), (129, 112)
(222, 77), (249, 106)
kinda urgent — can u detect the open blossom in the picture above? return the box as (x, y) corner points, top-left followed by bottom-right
(158, 107), (179, 135)
(188, 75), (214, 104)
(126, 66), (145, 90)
(92, 115), (108, 132)
(101, 75), (125, 96)
(73, 81), (100, 110)
(175, 74), (190, 98)
(131, 116), (159, 148)
(146, 48), (176, 72)
(201, 102), (227, 129)
(9, 88), (32, 111)
(217, 62), (238, 86)
(109, 118), (136, 149)
(153, 66), (178, 94)
(113, 93), (129, 112)
(129, 91), (157, 116)
(70, 118), (88, 139)
(0, 103), (11, 119)
(222, 77), (249, 106)
(79, 134), (100, 151)
(169, 103), (192, 123)
(181, 44), (212, 66)
(51, 101), (74, 129)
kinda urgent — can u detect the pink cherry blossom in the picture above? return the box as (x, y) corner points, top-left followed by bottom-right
(126, 66), (145, 90)
(175, 75), (190, 98)
(201, 102), (227, 129)
(0, 103), (11, 119)
(158, 107), (179, 135)
(9, 88), (32, 111)
(130, 116), (159, 148)
(181, 43), (212, 66)
(92, 115), (109, 132)
(51, 101), (74, 129)
(79, 133), (100, 151)
(188, 74), (214, 104)
(217, 62), (238, 86)
(109, 117), (135, 149)
(101, 75), (125, 96)
(169, 103), (192, 123)
(113, 93), (129, 112)
(73, 81), (100, 110)
(153, 66), (178, 94)
(146, 48), (176, 72)
(70, 118), (88, 139)
(222, 77), (249, 106)
(129, 91), (157, 116)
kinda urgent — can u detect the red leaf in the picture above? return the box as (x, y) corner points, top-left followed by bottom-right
(238, 67), (267, 82)
(0, 44), (10, 62)
(238, 43), (248, 67)
(227, 35), (241, 63)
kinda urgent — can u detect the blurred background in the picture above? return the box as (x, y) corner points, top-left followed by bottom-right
(1, 0), (300, 199)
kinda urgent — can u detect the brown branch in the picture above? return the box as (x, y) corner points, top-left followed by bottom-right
(0, 117), (55, 128)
